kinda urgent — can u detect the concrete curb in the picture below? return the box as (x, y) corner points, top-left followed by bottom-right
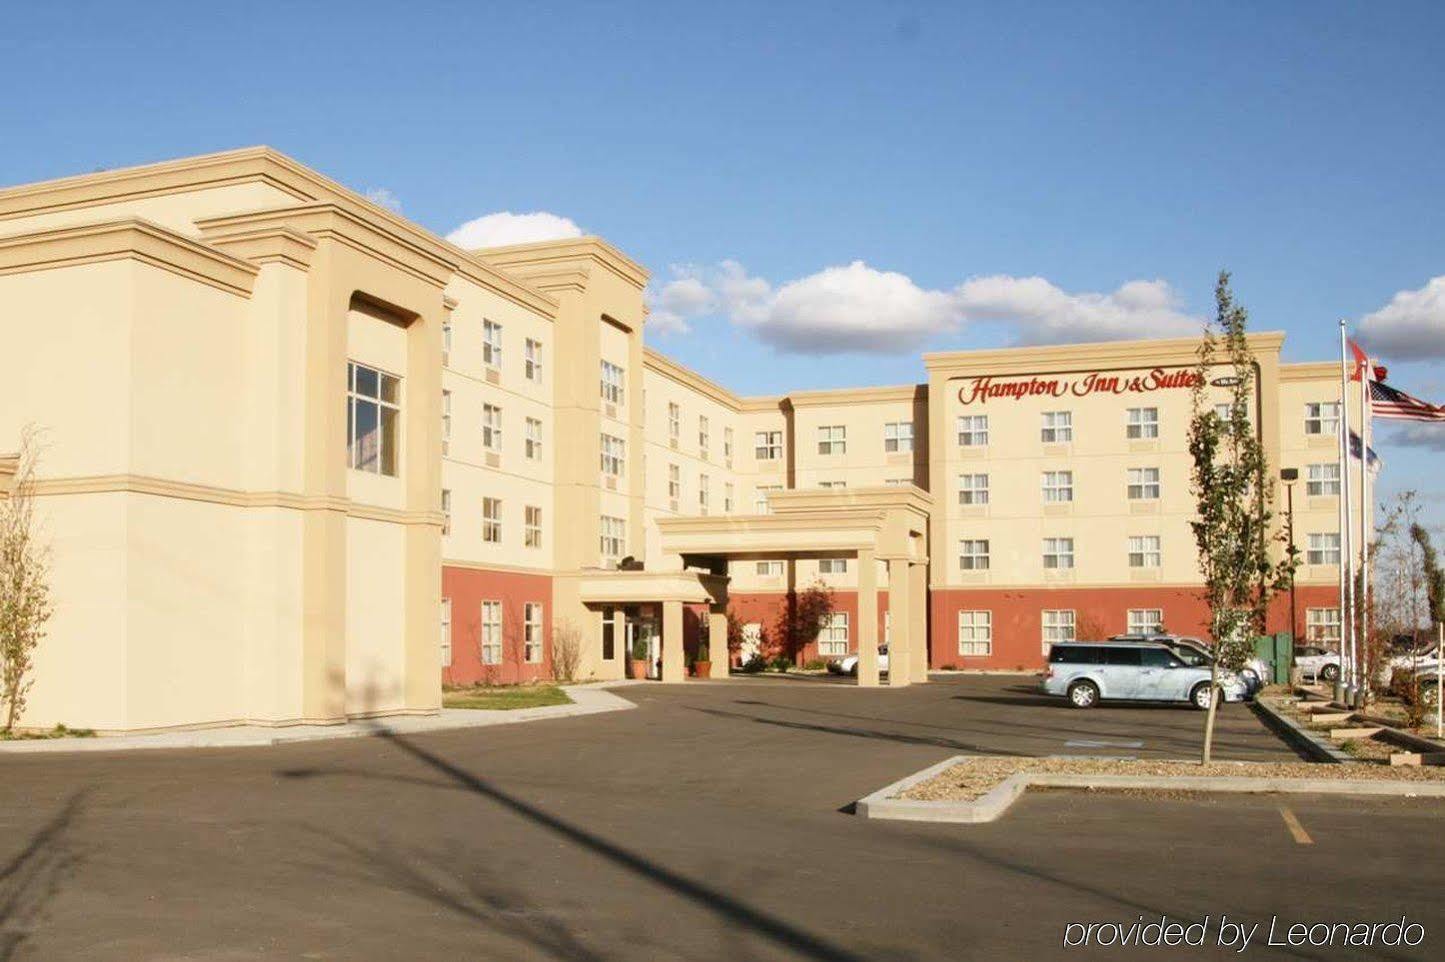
(1251, 698), (1353, 763)
(855, 754), (1445, 824)
(0, 684), (637, 755)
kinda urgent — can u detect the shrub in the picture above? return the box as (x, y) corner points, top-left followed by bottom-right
(802, 658), (827, 671)
(739, 654), (767, 674)
(769, 656), (794, 672)
(939, 663), (958, 671)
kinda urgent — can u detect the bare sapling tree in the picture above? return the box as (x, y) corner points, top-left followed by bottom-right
(551, 618), (583, 683)
(1187, 274), (1296, 763)
(1, 426), (53, 734)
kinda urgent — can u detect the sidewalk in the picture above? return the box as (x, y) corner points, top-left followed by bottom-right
(0, 682), (640, 755)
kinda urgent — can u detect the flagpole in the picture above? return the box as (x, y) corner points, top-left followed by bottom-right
(1337, 320), (1355, 701)
(1358, 349), (1371, 702)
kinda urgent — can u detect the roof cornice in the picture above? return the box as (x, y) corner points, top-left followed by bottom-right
(479, 236), (649, 291)
(643, 347), (742, 411)
(785, 384), (925, 407)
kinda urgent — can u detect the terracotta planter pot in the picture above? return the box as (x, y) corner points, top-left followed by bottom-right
(628, 658), (650, 680)
(693, 661), (712, 680)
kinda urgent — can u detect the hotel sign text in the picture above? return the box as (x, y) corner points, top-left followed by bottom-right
(958, 367), (1204, 406)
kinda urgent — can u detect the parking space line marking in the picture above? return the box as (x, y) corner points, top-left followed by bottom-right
(1064, 739), (1144, 748)
(1279, 806), (1313, 845)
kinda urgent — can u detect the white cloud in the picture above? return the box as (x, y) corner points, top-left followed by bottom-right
(646, 259), (1201, 353)
(446, 211), (584, 250)
(363, 187), (403, 213)
(1359, 276), (1445, 359)
(1380, 421), (1445, 453)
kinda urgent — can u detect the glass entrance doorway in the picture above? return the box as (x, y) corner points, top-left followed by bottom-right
(625, 609), (660, 680)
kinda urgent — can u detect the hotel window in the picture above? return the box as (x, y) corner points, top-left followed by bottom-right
(482, 497), (502, 543)
(756, 560), (784, 577)
(698, 416), (710, 457)
(524, 505), (542, 548)
(1127, 467), (1161, 500)
(483, 404), (502, 452)
(819, 558), (847, 575)
(441, 318), (453, 366)
(600, 434), (626, 478)
(1126, 406), (1159, 440)
(346, 362), (400, 476)
(956, 415), (989, 446)
(1306, 463), (1340, 496)
(1042, 470), (1074, 503)
(755, 430), (783, 460)
(957, 610), (992, 657)
(1306, 607), (1342, 644)
(1042, 609), (1076, 654)
(441, 390), (452, 455)
(600, 516), (626, 566)
(817, 425), (847, 455)
(668, 403), (681, 442)
(1041, 411), (1073, 443)
(884, 421), (913, 453)
(524, 603), (544, 663)
(441, 489), (451, 536)
(1307, 532), (1341, 565)
(525, 417), (543, 461)
(1128, 535), (1161, 568)
(601, 606), (616, 661)
(755, 485), (781, 513)
(482, 320), (502, 369)
(819, 612), (850, 657)
(724, 482), (734, 513)
(1304, 402), (1340, 436)
(724, 427), (734, 463)
(480, 601), (502, 664)
(959, 539), (990, 571)
(668, 464), (681, 501)
(524, 338), (543, 383)
(699, 474), (709, 514)
(1043, 537), (1075, 569)
(601, 361), (625, 405)
(1127, 608), (1164, 635)
(440, 599), (452, 666)
(958, 473), (989, 506)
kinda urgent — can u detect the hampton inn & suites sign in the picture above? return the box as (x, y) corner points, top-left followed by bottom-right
(957, 367), (1212, 406)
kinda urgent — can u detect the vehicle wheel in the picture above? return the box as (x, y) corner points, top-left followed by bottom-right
(1320, 663), (1340, 683)
(1067, 680), (1099, 709)
(1241, 668), (1260, 688)
(848, 663), (858, 677)
(1191, 682), (1218, 711)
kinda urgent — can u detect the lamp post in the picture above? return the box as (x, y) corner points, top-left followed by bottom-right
(1280, 468), (1299, 645)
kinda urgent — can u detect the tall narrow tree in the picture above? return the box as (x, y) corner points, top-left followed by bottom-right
(0, 426), (53, 733)
(1187, 273), (1296, 762)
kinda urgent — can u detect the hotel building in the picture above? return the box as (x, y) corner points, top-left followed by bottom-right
(0, 149), (1355, 732)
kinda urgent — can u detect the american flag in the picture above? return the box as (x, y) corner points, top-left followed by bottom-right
(1369, 379), (1445, 422)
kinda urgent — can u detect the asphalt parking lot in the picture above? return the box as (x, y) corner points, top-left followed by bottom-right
(0, 675), (1439, 961)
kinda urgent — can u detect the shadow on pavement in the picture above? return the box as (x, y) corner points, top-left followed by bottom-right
(0, 790), (87, 962)
(688, 704), (1018, 756)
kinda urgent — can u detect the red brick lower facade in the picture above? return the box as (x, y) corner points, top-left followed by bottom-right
(726, 591), (891, 666)
(927, 584), (1341, 671)
(441, 566), (554, 686)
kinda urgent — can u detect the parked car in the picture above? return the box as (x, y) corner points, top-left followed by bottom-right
(827, 645), (889, 676)
(1292, 645), (1341, 683)
(1109, 633), (1268, 695)
(1042, 641), (1247, 709)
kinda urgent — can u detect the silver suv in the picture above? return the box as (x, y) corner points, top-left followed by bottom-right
(1042, 641), (1247, 710)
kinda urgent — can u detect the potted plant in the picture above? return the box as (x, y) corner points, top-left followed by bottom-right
(628, 636), (650, 680)
(693, 649), (711, 680)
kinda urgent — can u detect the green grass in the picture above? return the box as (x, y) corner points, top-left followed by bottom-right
(0, 723), (96, 741)
(442, 685), (572, 711)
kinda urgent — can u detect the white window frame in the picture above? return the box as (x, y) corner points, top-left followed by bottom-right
(1041, 411), (1073, 443)
(1043, 537), (1075, 569)
(698, 474), (709, 514)
(480, 600), (502, 665)
(698, 416), (710, 457)
(524, 602), (544, 663)
(482, 320), (502, 369)
(754, 430), (782, 461)
(347, 361), (401, 476)
(1127, 467), (1161, 500)
(1126, 407), (1159, 439)
(440, 598), (453, 666)
(1305, 607), (1341, 644)
(441, 318), (453, 365)
(1307, 532), (1341, 565)
(1127, 608), (1164, 635)
(1304, 402), (1340, 436)
(884, 421), (913, 453)
(524, 505), (542, 549)
(1042, 470), (1074, 503)
(959, 539), (990, 571)
(956, 415), (989, 446)
(818, 558), (847, 575)
(724, 427), (734, 463)
(668, 464), (681, 501)
(525, 417), (543, 461)
(1128, 535), (1162, 568)
(817, 425), (847, 456)
(1042, 609), (1075, 654)
(1306, 463), (1340, 497)
(601, 360), (625, 405)
(819, 612), (849, 657)
(755, 560), (784, 577)
(754, 485), (780, 514)
(524, 338), (543, 384)
(441, 390), (452, 454)
(668, 403), (680, 441)
(724, 481), (734, 514)
(600, 516), (626, 567)
(483, 403), (502, 452)
(482, 497), (502, 544)
(957, 610), (992, 657)
(600, 433), (626, 478)
(441, 488), (451, 537)
(958, 473), (989, 506)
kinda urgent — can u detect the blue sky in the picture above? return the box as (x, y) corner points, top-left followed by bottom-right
(2, 1), (1441, 527)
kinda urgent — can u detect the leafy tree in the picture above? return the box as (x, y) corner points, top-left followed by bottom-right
(1409, 523), (1443, 630)
(1, 427), (53, 733)
(772, 581), (836, 663)
(1187, 273), (1296, 763)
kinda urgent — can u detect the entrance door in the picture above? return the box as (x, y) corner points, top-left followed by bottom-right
(625, 615), (660, 680)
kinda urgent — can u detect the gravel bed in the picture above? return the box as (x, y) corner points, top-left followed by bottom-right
(900, 756), (1445, 802)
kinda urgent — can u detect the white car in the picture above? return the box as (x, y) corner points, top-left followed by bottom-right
(1293, 645), (1341, 683)
(828, 645), (889, 676)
